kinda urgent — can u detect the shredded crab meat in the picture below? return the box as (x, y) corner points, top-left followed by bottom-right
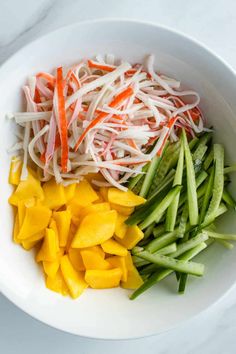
(10, 54), (206, 189)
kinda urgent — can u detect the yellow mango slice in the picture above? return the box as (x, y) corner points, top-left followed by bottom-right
(18, 201), (26, 227)
(72, 210), (117, 248)
(124, 251), (134, 270)
(67, 201), (83, 219)
(36, 228), (59, 262)
(110, 203), (134, 216)
(46, 269), (69, 296)
(44, 259), (60, 279)
(60, 255), (88, 299)
(8, 156), (22, 185)
(85, 245), (105, 259)
(21, 231), (45, 250)
(101, 239), (128, 257)
(121, 251), (143, 289)
(49, 219), (59, 239)
(68, 249), (85, 271)
(18, 205), (51, 240)
(8, 170), (44, 206)
(65, 223), (78, 251)
(108, 188), (146, 207)
(79, 202), (110, 218)
(99, 187), (109, 202)
(43, 249), (64, 278)
(118, 225), (144, 249)
(107, 256), (127, 282)
(121, 266), (144, 289)
(80, 250), (110, 270)
(64, 183), (76, 203)
(85, 268), (122, 289)
(13, 213), (20, 244)
(53, 210), (71, 247)
(71, 180), (98, 207)
(115, 214), (128, 239)
(43, 179), (66, 210)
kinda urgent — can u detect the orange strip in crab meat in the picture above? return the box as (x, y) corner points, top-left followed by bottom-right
(88, 60), (140, 77)
(157, 117), (178, 156)
(74, 87), (134, 151)
(36, 72), (56, 86)
(56, 67), (68, 172)
(88, 60), (115, 72)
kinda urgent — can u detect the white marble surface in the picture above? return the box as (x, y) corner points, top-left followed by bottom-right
(1, 0), (236, 352)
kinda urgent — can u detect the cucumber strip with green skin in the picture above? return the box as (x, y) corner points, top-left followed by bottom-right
(199, 167), (215, 223)
(222, 189), (236, 209)
(146, 231), (179, 253)
(165, 189), (180, 231)
(193, 144), (208, 162)
(147, 169), (175, 202)
(139, 243), (178, 274)
(170, 233), (208, 258)
(194, 152), (208, 175)
(178, 172), (208, 210)
(204, 230), (236, 241)
(204, 148), (214, 170)
(204, 144), (224, 224)
(196, 171), (209, 188)
(224, 164), (236, 174)
(139, 263), (161, 275)
(153, 224), (165, 237)
(189, 136), (200, 149)
(128, 163), (148, 190)
(134, 243), (177, 268)
(182, 129), (199, 225)
(139, 155), (161, 198)
(178, 273), (188, 293)
(134, 251), (204, 276)
(139, 186), (182, 230)
(178, 202), (189, 238)
(156, 242), (177, 255)
(147, 142), (177, 197)
(132, 246), (144, 254)
(140, 233), (207, 275)
(130, 242), (207, 299)
(166, 142), (184, 231)
(216, 239), (234, 250)
(132, 255), (149, 267)
(143, 223), (155, 240)
(200, 203), (227, 229)
(197, 132), (213, 147)
(166, 137), (198, 172)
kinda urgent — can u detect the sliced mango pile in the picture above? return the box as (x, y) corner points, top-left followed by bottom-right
(8, 158), (145, 299)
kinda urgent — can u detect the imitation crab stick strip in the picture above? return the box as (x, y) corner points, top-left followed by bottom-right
(56, 67), (69, 173)
(36, 72), (55, 86)
(88, 60), (138, 77)
(74, 87), (134, 151)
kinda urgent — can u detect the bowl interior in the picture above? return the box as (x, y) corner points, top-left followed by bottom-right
(0, 20), (236, 339)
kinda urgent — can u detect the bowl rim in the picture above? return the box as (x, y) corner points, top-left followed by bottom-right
(1, 17), (236, 340)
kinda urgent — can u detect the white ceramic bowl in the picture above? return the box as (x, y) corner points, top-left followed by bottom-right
(0, 19), (236, 340)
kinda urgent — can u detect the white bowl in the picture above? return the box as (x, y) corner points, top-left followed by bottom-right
(0, 19), (236, 340)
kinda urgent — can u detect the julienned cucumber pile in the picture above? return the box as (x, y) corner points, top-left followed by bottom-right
(126, 129), (236, 299)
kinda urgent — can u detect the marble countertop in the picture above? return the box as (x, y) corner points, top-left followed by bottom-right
(1, 0), (236, 353)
